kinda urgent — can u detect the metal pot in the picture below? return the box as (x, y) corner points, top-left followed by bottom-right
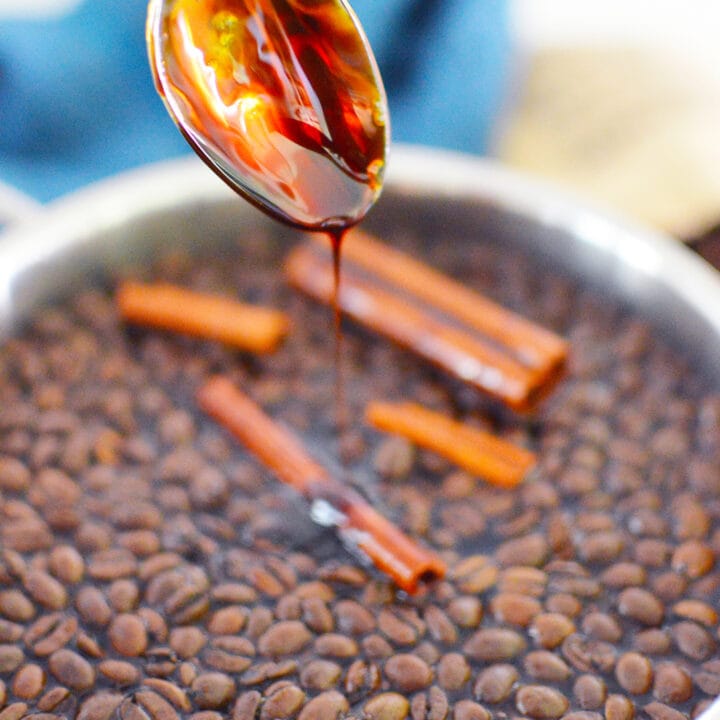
(2, 145), (720, 380)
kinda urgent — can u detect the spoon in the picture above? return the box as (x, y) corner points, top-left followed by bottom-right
(146, 0), (389, 232)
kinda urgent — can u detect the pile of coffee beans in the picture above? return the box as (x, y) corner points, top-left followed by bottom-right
(0, 228), (718, 720)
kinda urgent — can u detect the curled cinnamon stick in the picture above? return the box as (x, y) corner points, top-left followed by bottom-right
(286, 246), (542, 410)
(366, 401), (536, 488)
(117, 281), (289, 354)
(197, 376), (446, 593)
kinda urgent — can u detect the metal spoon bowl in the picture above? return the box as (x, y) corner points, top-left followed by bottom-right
(147, 0), (389, 231)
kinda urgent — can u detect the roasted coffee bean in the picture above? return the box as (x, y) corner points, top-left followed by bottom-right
(652, 662), (692, 704)
(384, 654), (432, 692)
(11, 662), (44, 699)
(334, 600), (375, 636)
(98, 659), (141, 686)
(408, 685), (448, 720)
(445, 597), (483, 629)
(604, 694), (635, 720)
(345, 659), (381, 698)
(495, 534), (549, 567)
(300, 659), (342, 690)
(379, 609), (421, 646)
(0, 590), (35, 622)
(207, 606), (246, 635)
(363, 692), (410, 720)
(671, 540), (714, 578)
(523, 650), (571, 682)
(169, 626), (206, 659)
(144, 678), (192, 712)
(615, 652), (653, 695)
(581, 612), (622, 642)
(515, 685), (569, 719)
(258, 621), (311, 657)
(245, 607), (273, 641)
(436, 653), (469, 691)
(463, 628), (525, 661)
(450, 556), (498, 595)
(108, 579), (140, 613)
(423, 606), (457, 645)
(671, 620), (715, 660)
(109, 613), (148, 657)
(48, 649), (95, 691)
(75, 586), (112, 627)
(135, 689), (180, 720)
(695, 659), (720, 695)
(573, 674), (606, 710)
(301, 597), (333, 634)
(643, 701), (686, 720)
(25, 613), (78, 656)
(298, 690), (348, 720)
(671, 599), (717, 626)
(0, 645), (24, 674)
(453, 700), (490, 720)
(617, 587), (664, 626)
(363, 634), (394, 659)
(0, 703), (28, 720)
(191, 672), (235, 709)
(260, 684), (304, 720)
(473, 664), (518, 704)
(529, 613), (575, 649)
(232, 691), (261, 720)
(490, 592), (541, 627)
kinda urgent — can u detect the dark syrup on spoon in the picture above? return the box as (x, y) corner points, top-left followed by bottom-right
(148, 0), (388, 432)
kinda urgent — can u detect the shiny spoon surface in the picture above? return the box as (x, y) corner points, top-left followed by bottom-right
(147, 0), (389, 231)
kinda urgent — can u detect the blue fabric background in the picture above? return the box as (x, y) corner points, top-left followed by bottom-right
(0, 1), (509, 201)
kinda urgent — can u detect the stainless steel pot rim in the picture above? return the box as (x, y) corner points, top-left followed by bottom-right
(1, 143), (720, 348)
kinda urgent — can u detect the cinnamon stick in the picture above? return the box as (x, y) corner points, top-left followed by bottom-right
(285, 245), (557, 411)
(332, 231), (567, 373)
(366, 401), (536, 488)
(197, 376), (446, 593)
(117, 281), (289, 354)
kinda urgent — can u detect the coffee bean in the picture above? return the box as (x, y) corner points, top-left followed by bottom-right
(363, 634), (394, 659)
(671, 540), (715, 578)
(258, 621), (311, 657)
(26, 613), (79, 657)
(48, 649), (95, 691)
(373, 437), (415, 480)
(301, 597), (333, 633)
(0, 703), (28, 720)
(260, 684), (304, 720)
(436, 653), (469, 691)
(601, 562), (646, 588)
(523, 650), (571, 682)
(345, 659), (381, 698)
(48, 545), (85, 584)
(498, 566), (547, 597)
(671, 599), (717, 627)
(364, 692), (410, 720)
(298, 690), (348, 720)
(0, 457), (30, 492)
(473, 664), (518, 704)
(633, 629), (671, 656)
(671, 620), (715, 660)
(643, 702), (686, 720)
(135, 689), (180, 720)
(604, 694), (634, 720)
(334, 599), (375, 636)
(300, 660), (341, 690)
(463, 628), (525, 661)
(445, 597), (483, 629)
(207, 606), (246, 635)
(696, 659), (720, 695)
(582, 612), (622, 642)
(580, 531), (624, 564)
(379, 609), (420, 646)
(88, 549), (138, 581)
(232, 691), (261, 720)
(98, 659), (141, 686)
(11, 663), (44, 699)
(515, 685), (569, 719)
(0, 590), (35, 622)
(529, 613), (576, 649)
(573, 674), (606, 710)
(0, 620), (22, 644)
(0, 645), (24, 674)
(545, 593), (582, 618)
(108, 579), (140, 613)
(453, 700), (490, 720)
(384, 654), (432, 692)
(615, 652), (653, 695)
(191, 673), (235, 709)
(76, 586), (112, 627)
(495, 534), (549, 567)
(652, 662), (692, 704)
(490, 592), (541, 627)
(450, 556), (498, 595)
(170, 626), (206, 659)
(109, 613), (148, 656)
(36, 686), (71, 712)
(144, 678), (192, 712)
(617, 587), (664, 626)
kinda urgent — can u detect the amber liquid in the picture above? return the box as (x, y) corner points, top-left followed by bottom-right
(149, 0), (387, 432)
(149, 0), (388, 231)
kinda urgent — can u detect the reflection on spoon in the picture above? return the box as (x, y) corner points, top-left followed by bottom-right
(147, 0), (389, 231)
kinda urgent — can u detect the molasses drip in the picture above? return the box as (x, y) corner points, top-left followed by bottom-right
(148, 0), (388, 231)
